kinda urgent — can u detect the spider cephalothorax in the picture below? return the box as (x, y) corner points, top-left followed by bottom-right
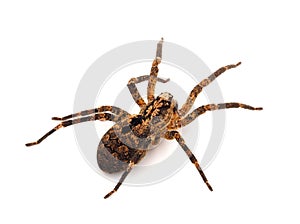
(140, 92), (178, 129)
(26, 38), (262, 199)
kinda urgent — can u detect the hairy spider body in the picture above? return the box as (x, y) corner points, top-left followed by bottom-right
(26, 38), (262, 199)
(97, 92), (178, 174)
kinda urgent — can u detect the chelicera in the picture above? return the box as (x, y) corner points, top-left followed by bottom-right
(26, 38), (263, 199)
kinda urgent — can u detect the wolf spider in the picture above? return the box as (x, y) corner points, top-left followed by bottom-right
(26, 38), (262, 199)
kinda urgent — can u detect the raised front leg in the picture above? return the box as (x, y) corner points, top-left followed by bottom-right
(127, 75), (170, 108)
(164, 131), (213, 191)
(147, 38), (164, 102)
(179, 62), (242, 116)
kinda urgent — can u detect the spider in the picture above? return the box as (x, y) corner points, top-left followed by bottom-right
(26, 38), (263, 199)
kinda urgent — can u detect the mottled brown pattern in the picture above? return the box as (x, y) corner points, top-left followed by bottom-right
(26, 38), (262, 199)
(97, 127), (146, 173)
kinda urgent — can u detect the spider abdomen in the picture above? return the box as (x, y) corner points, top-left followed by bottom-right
(97, 125), (146, 173)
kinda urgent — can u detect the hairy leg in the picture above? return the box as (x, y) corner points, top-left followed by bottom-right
(179, 62), (242, 116)
(104, 151), (146, 199)
(52, 105), (129, 121)
(26, 113), (119, 147)
(127, 74), (169, 108)
(147, 38), (164, 102)
(164, 131), (213, 191)
(180, 102), (263, 127)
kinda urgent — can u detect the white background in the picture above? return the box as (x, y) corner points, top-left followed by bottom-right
(1, 1), (299, 223)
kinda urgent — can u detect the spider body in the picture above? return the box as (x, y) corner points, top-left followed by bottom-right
(26, 38), (262, 199)
(97, 92), (178, 173)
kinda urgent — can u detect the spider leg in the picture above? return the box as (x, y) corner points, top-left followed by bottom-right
(164, 131), (213, 191)
(147, 38), (164, 102)
(52, 105), (129, 121)
(104, 151), (145, 199)
(103, 161), (135, 199)
(179, 62), (242, 116)
(25, 113), (119, 147)
(180, 102), (263, 127)
(127, 75), (170, 108)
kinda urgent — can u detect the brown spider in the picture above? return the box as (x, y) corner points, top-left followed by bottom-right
(26, 38), (263, 199)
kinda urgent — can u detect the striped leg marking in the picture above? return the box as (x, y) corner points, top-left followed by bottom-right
(26, 113), (117, 147)
(164, 131), (213, 191)
(52, 106), (129, 121)
(181, 102), (263, 127)
(104, 151), (145, 199)
(179, 62), (242, 117)
(147, 38), (164, 102)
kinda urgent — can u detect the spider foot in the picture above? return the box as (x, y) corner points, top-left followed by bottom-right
(52, 117), (63, 120)
(161, 77), (170, 83)
(25, 142), (38, 147)
(206, 181), (213, 191)
(104, 190), (116, 199)
(236, 61), (242, 66)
